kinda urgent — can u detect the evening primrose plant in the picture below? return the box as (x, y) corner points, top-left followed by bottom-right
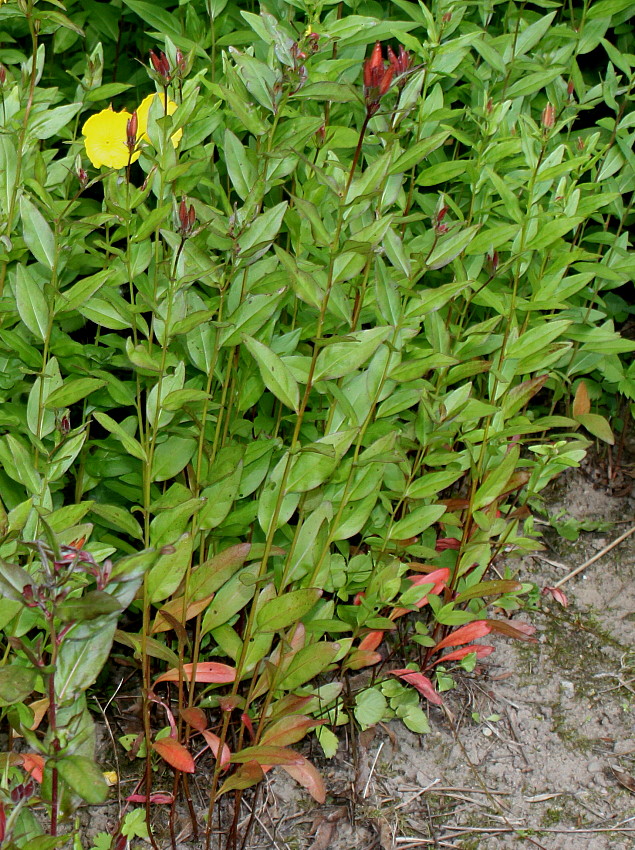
(0, 0), (633, 846)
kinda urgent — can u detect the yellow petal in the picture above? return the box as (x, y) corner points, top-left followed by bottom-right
(82, 107), (139, 169)
(136, 93), (183, 149)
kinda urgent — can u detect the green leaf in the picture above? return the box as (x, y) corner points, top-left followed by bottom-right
(28, 103), (82, 139)
(44, 378), (107, 408)
(426, 225), (480, 270)
(56, 755), (109, 804)
(291, 81), (358, 102)
(587, 0), (635, 19)
(575, 413), (615, 444)
(354, 688), (387, 729)
(279, 642), (340, 690)
(15, 265), (50, 341)
(506, 320), (571, 361)
(201, 564), (258, 634)
(93, 412), (147, 462)
(256, 588), (322, 632)
(147, 534), (193, 603)
(0, 666), (38, 705)
(390, 504), (447, 540)
(238, 201), (288, 256)
(56, 620), (117, 702)
(390, 131), (450, 174)
(243, 335), (300, 411)
(472, 445), (520, 511)
(314, 327), (391, 381)
(90, 503), (143, 540)
(20, 196), (55, 269)
(224, 128), (257, 200)
(151, 436), (197, 482)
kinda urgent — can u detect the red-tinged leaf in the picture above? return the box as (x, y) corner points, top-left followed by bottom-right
(201, 730), (231, 768)
(154, 661), (236, 685)
(358, 630), (384, 652)
(181, 707), (208, 732)
(217, 761), (264, 797)
(151, 593), (214, 633)
(261, 715), (325, 748)
(486, 619), (537, 641)
(389, 670), (443, 705)
(151, 737), (195, 773)
(391, 567), (450, 619)
(126, 792), (174, 804)
(435, 537), (460, 551)
(433, 620), (491, 652)
(20, 753), (44, 783)
(572, 380), (591, 417)
(218, 694), (244, 712)
(542, 586), (569, 607)
(410, 567), (450, 591)
(241, 712), (255, 740)
(431, 645), (495, 665)
(231, 745), (303, 766)
(282, 756), (326, 803)
(343, 649), (382, 670)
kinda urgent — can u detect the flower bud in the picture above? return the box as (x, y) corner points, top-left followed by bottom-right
(0, 65), (6, 86)
(541, 102), (555, 129)
(126, 111), (138, 152)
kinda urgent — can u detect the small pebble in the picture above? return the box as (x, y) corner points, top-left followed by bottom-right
(587, 759), (603, 773)
(560, 680), (574, 697)
(614, 739), (635, 755)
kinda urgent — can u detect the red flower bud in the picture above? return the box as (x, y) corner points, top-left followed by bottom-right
(541, 102), (555, 129)
(567, 79), (575, 98)
(150, 49), (170, 81)
(126, 111), (138, 151)
(0, 65), (6, 86)
(442, 11), (452, 22)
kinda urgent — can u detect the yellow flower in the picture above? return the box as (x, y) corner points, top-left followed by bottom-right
(82, 107), (140, 169)
(136, 93), (183, 148)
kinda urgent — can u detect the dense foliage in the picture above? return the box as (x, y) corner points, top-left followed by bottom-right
(0, 0), (633, 845)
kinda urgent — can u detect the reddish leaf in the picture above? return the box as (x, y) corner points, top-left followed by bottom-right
(151, 737), (195, 773)
(542, 586), (568, 607)
(486, 618), (537, 641)
(391, 567), (450, 619)
(358, 630), (384, 652)
(435, 537), (460, 551)
(241, 712), (255, 740)
(261, 715), (325, 748)
(433, 621), (491, 652)
(152, 593), (214, 633)
(431, 645), (495, 665)
(282, 756), (326, 803)
(20, 753), (44, 783)
(201, 730), (231, 768)
(181, 707), (207, 732)
(154, 662), (236, 685)
(126, 792), (174, 804)
(389, 670), (443, 705)
(343, 649), (382, 670)
(573, 380), (591, 417)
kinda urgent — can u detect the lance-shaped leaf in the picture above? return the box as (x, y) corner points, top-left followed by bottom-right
(389, 670), (443, 705)
(485, 619), (537, 641)
(256, 588), (321, 632)
(56, 755), (109, 803)
(231, 745), (303, 766)
(282, 756), (326, 803)
(217, 761), (264, 797)
(201, 730), (231, 768)
(243, 334), (300, 412)
(181, 707), (207, 732)
(432, 621), (491, 652)
(261, 715), (324, 748)
(152, 737), (195, 773)
(154, 661), (236, 685)
(430, 645), (495, 665)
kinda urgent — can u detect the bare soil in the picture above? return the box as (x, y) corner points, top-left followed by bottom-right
(80, 465), (635, 850)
